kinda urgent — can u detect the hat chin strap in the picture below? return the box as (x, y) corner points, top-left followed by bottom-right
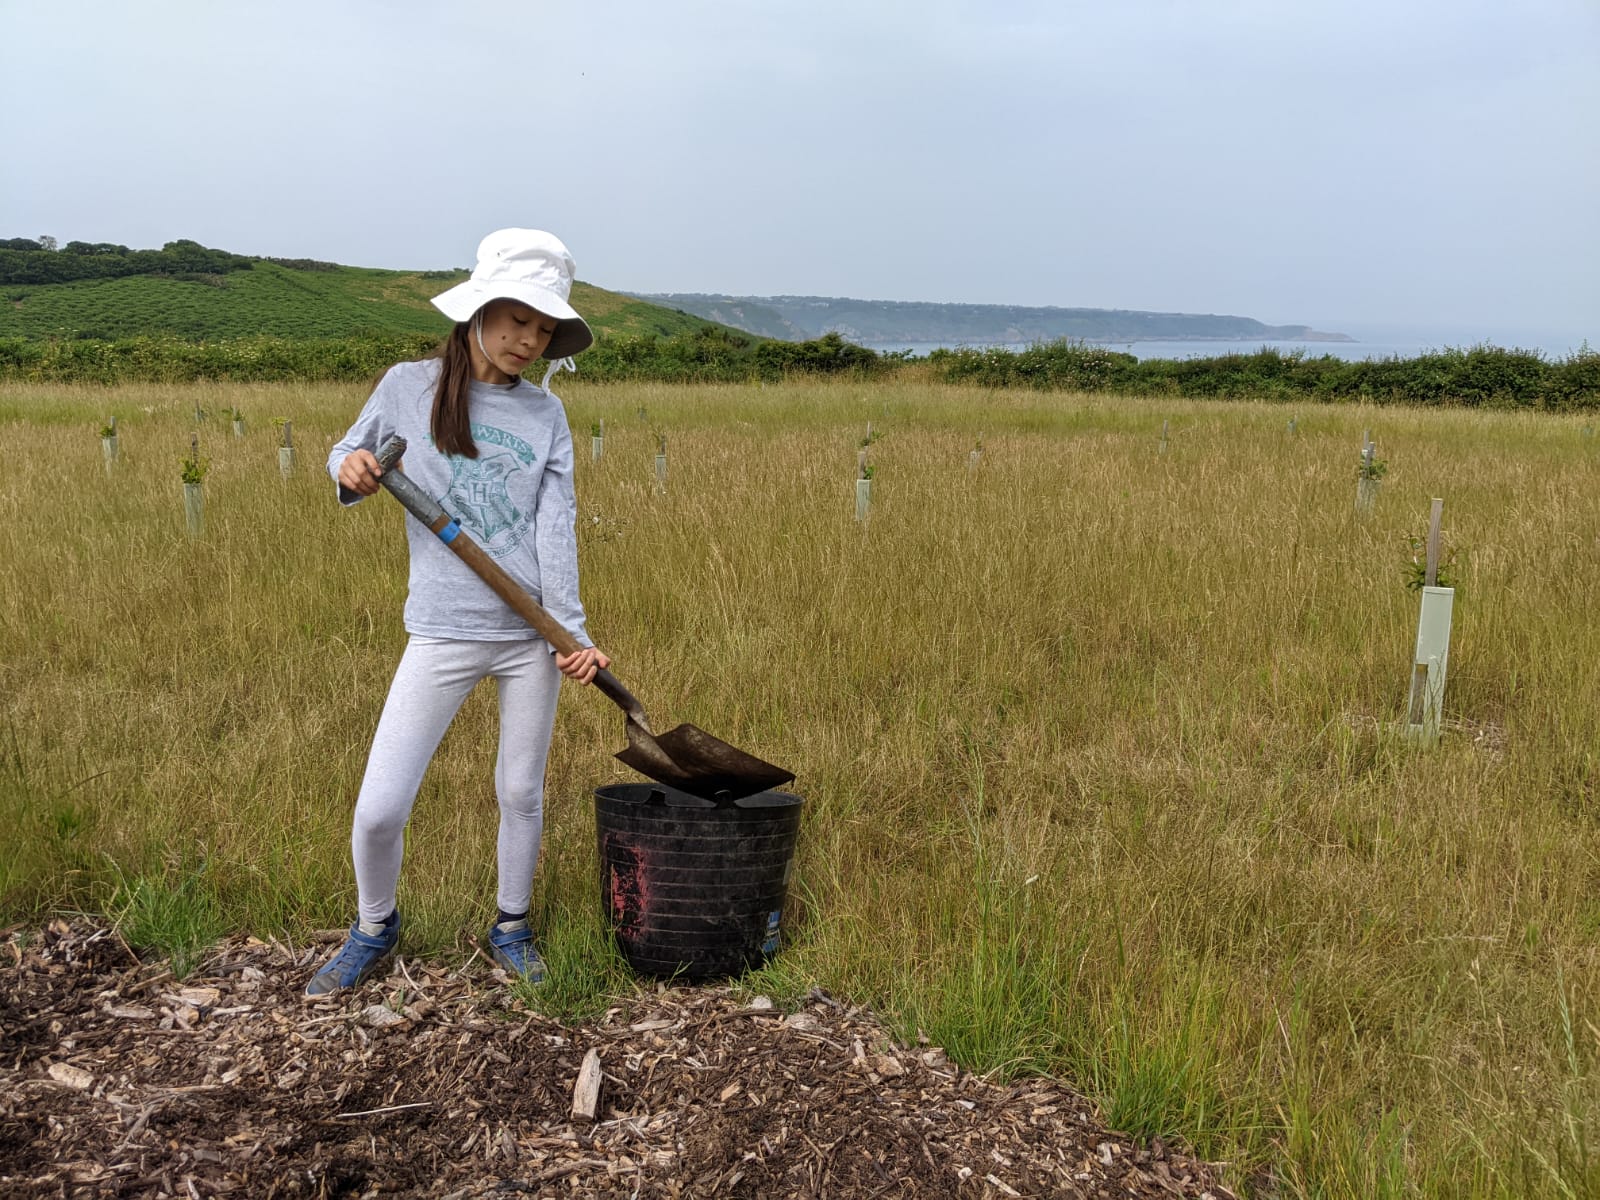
(541, 356), (576, 390)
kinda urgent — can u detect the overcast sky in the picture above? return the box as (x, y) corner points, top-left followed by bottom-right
(3, 0), (1596, 345)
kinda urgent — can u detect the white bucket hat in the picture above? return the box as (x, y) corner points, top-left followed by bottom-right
(430, 228), (594, 361)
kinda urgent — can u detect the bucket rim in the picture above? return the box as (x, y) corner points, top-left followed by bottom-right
(595, 781), (803, 810)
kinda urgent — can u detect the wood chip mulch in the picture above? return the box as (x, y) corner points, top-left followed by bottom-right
(1, 921), (1237, 1198)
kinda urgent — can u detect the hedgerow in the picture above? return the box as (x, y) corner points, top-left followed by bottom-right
(927, 341), (1598, 410)
(0, 326), (1592, 409)
(0, 330), (892, 386)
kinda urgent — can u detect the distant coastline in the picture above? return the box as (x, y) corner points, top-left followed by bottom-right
(861, 336), (1590, 363)
(637, 291), (1353, 347)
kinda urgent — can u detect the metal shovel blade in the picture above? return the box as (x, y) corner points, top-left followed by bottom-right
(616, 718), (794, 800)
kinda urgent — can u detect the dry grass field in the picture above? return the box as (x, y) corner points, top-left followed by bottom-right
(2, 377), (1598, 1197)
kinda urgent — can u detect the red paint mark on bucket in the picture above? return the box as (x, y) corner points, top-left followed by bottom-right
(603, 834), (650, 939)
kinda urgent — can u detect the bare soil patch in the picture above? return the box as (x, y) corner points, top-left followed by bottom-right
(2, 921), (1235, 1198)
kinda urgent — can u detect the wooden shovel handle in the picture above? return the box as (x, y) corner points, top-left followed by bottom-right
(445, 535), (582, 654)
(371, 436), (648, 726)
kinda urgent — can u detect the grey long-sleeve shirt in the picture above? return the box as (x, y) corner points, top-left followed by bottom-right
(327, 358), (593, 648)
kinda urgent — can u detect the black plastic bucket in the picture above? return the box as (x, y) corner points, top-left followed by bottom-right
(595, 782), (803, 979)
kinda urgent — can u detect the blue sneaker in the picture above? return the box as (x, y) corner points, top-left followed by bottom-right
(486, 921), (546, 982)
(305, 912), (400, 997)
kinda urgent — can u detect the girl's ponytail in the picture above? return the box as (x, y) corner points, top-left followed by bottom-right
(429, 322), (478, 458)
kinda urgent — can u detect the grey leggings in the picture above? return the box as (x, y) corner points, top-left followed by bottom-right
(351, 635), (562, 924)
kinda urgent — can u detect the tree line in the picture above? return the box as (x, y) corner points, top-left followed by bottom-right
(1, 238), (255, 284)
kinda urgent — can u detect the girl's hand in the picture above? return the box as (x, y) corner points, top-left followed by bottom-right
(338, 448), (385, 495)
(555, 646), (610, 685)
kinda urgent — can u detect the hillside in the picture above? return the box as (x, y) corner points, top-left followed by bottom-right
(0, 243), (743, 343)
(637, 293), (1353, 346)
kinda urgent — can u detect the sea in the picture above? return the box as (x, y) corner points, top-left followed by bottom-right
(861, 336), (1592, 362)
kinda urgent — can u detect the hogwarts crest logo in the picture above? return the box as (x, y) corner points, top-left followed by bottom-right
(438, 424), (539, 557)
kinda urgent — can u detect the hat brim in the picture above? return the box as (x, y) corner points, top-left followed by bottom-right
(430, 279), (594, 360)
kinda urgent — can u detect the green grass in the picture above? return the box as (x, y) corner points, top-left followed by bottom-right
(506, 850), (636, 1023)
(0, 261), (748, 342)
(3, 379), (1599, 1196)
(102, 859), (228, 979)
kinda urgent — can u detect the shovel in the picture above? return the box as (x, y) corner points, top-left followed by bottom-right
(371, 435), (793, 800)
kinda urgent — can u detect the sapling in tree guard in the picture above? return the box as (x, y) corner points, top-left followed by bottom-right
(229, 407), (245, 438)
(591, 419), (604, 464)
(1160, 419), (1169, 455)
(181, 434), (207, 538)
(100, 416), (118, 473)
(276, 418), (296, 479)
(1355, 434), (1385, 515)
(855, 426), (876, 523)
(968, 433), (984, 473)
(654, 432), (667, 491)
(1404, 497), (1455, 743)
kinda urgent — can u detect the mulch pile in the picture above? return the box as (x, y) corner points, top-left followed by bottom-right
(2, 921), (1237, 1198)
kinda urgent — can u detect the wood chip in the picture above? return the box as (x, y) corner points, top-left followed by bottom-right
(358, 1003), (405, 1029)
(3, 919), (1236, 1200)
(47, 1062), (95, 1089)
(168, 986), (222, 1009)
(572, 1046), (603, 1124)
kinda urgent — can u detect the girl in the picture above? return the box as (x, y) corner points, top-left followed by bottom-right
(307, 228), (609, 996)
